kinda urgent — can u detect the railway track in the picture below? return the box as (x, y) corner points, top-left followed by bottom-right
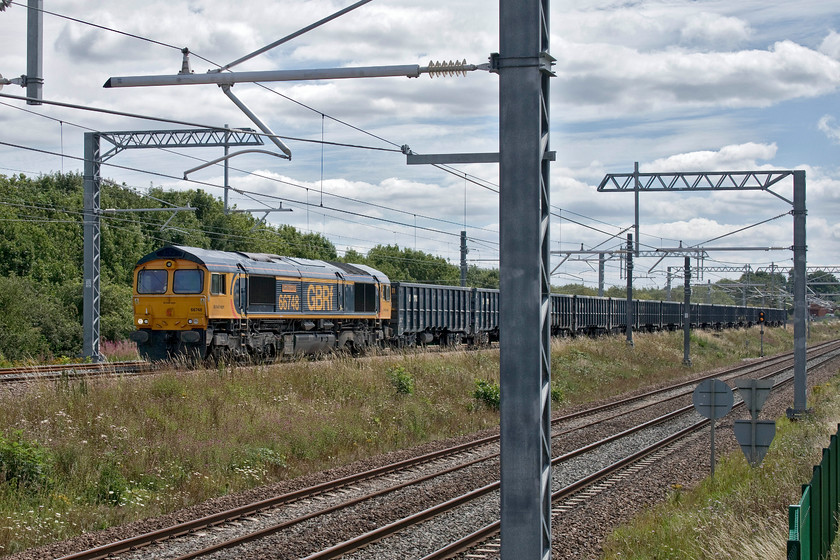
(47, 339), (840, 560)
(0, 345), (493, 385)
(0, 360), (154, 383)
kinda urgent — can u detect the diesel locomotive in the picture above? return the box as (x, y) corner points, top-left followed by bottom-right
(131, 245), (786, 362)
(130, 245), (393, 361)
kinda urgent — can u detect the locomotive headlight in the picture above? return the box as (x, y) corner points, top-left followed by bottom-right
(137, 319), (143, 325)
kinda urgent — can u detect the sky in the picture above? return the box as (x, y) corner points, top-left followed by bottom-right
(0, 0), (839, 291)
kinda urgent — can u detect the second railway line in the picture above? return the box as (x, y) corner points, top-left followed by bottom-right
(42, 338), (840, 560)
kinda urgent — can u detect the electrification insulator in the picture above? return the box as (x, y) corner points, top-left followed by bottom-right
(426, 59), (469, 78)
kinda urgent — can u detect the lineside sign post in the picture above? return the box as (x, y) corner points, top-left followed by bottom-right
(693, 379), (733, 477)
(734, 379), (776, 466)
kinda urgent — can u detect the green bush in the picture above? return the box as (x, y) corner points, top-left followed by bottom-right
(248, 447), (288, 471)
(551, 383), (565, 404)
(0, 430), (52, 492)
(93, 462), (128, 506)
(387, 365), (415, 395)
(473, 379), (500, 410)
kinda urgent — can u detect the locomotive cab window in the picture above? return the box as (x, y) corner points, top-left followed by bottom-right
(173, 269), (204, 294)
(210, 273), (227, 295)
(383, 285), (391, 302)
(137, 269), (168, 294)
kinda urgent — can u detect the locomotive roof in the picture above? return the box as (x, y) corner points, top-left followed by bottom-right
(136, 246), (389, 283)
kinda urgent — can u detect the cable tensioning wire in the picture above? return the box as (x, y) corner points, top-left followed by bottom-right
(6, 1), (503, 195)
(0, 140), (499, 246)
(4, 6), (794, 275)
(1, 6), (686, 256)
(1, 172), (501, 268)
(0, 99), (502, 239)
(0, 92), (400, 154)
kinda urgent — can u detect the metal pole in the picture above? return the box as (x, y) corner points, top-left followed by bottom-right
(760, 321), (764, 357)
(633, 162), (640, 256)
(626, 234), (633, 346)
(25, 0), (43, 105)
(742, 265), (748, 307)
(683, 256), (691, 366)
(707, 279), (712, 304)
(710, 399), (716, 478)
(460, 230), (468, 287)
(789, 170), (808, 417)
(666, 267), (672, 302)
(598, 253), (605, 297)
(223, 124), (230, 214)
(83, 133), (103, 362)
(499, 0), (552, 556)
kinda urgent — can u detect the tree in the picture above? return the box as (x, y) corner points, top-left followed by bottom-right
(0, 172), (341, 360)
(348, 245), (460, 285)
(0, 275), (81, 362)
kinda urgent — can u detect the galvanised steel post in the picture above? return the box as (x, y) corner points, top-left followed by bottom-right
(666, 267), (672, 301)
(683, 256), (691, 366)
(743, 266), (749, 307)
(790, 170), (808, 416)
(460, 231), (468, 287)
(26, 0), (43, 105)
(224, 124), (230, 213)
(83, 132), (103, 362)
(598, 253), (605, 297)
(626, 234), (633, 346)
(80, 128), (259, 364)
(634, 162), (640, 256)
(498, 0), (553, 557)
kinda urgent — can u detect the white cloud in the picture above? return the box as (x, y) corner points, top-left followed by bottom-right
(819, 30), (840, 60)
(818, 115), (840, 144)
(679, 13), (753, 48)
(554, 40), (840, 120)
(647, 142), (778, 171)
(557, 7), (751, 51)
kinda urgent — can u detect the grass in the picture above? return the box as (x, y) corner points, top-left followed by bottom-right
(601, 323), (840, 560)
(0, 322), (837, 556)
(0, 340), (140, 368)
(550, 322), (826, 406)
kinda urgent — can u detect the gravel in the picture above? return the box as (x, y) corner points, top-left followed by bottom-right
(8, 347), (840, 560)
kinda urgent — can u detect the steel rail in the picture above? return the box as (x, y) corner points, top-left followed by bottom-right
(56, 338), (840, 560)
(419, 342), (840, 559)
(168, 341), (840, 559)
(288, 344), (840, 560)
(0, 360), (153, 382)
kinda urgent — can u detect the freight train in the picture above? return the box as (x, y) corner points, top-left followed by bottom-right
(130, 246), (787, 362)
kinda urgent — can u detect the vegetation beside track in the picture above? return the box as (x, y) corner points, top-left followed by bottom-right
(0, 323), (838, 556)
(603, 320), (840, 560)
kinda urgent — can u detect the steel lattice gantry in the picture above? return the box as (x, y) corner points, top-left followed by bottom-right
(597, 170), (795, 194)
(498, 0), (553, 557)
(82, 128), (264, 361)
(598, 168), (808, 417)
(98, 128), (263, 160)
